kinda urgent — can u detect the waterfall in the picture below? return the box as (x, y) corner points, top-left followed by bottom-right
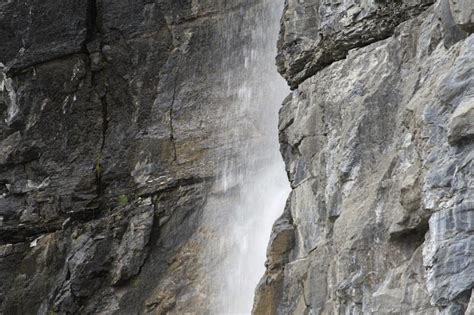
(201, 0), (290, 314)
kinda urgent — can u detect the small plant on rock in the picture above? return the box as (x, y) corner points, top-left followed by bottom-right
(117, 195), (129, 206)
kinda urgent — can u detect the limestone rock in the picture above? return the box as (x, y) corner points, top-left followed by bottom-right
(466, 291), (474, 314)
(111, 203), (154, 285)
(256, 1), (474, 314)
(0, 0), (89, 72)
(1, 0), (473, 313)
(277, 0), (435, 89)
(253, 207), (295, 315)
(448, 97), (474, 144)
(449, 0), (474, 33)
(0, 0), (281, 313)
(423, 202), (474, 306)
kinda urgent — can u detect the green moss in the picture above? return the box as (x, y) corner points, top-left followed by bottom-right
(131, 277), (141, 288)
(117, 195), (129, 206)
(95, 159), (103, 177)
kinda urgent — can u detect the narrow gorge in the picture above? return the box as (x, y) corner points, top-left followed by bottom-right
(0, 0), (473, 315)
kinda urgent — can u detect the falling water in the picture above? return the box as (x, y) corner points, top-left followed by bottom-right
(202, 0), (290, 314)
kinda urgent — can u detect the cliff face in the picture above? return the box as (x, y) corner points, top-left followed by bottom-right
(1, 0), (473, 314)
(0, 0), (285, 314)
(255, 0), (474, 314)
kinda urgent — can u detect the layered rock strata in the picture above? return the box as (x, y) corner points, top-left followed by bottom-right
(255, 0), (474, 314)
(0, 0), (281, 313)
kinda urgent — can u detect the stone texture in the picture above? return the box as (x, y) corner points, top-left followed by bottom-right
(0, 0), (90, 72)
(423, 202), (474, 307)
(0, 0), (281, 313)
(256, 1), (474, 314)
(466, 291), (474, 314)
(253, 205), (295, 315)
(448, 97), (474, 144)
(449, 0), (474, 32)
(277, 0), (436, 89)
(1, 0), (473, 313)
(111, 202), (154, 285)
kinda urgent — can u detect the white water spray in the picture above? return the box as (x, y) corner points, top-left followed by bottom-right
(202, 1), (290, 314)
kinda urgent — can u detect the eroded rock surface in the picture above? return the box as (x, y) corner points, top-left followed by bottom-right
(1, 0), (473, 314)
(256, 0), (473, 314)
(277, 0), (435, 89)
(0, 0), (280, 313)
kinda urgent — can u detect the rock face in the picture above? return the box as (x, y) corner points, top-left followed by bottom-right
(277, 0), (435, 89)
(255, 0), (474, 314)
(0, 0), (284, 314)
(1, 0), (473, 314)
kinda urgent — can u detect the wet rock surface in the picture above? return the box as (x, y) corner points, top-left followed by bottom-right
(1, 0), (473, 314)
(0, 0), (278, 313)
(255, 0), (473, 314)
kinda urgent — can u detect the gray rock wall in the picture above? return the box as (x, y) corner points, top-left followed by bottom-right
(1, 0), (472, 314)
(0, 0), (279, 314)
(255, 0), (473, 314)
